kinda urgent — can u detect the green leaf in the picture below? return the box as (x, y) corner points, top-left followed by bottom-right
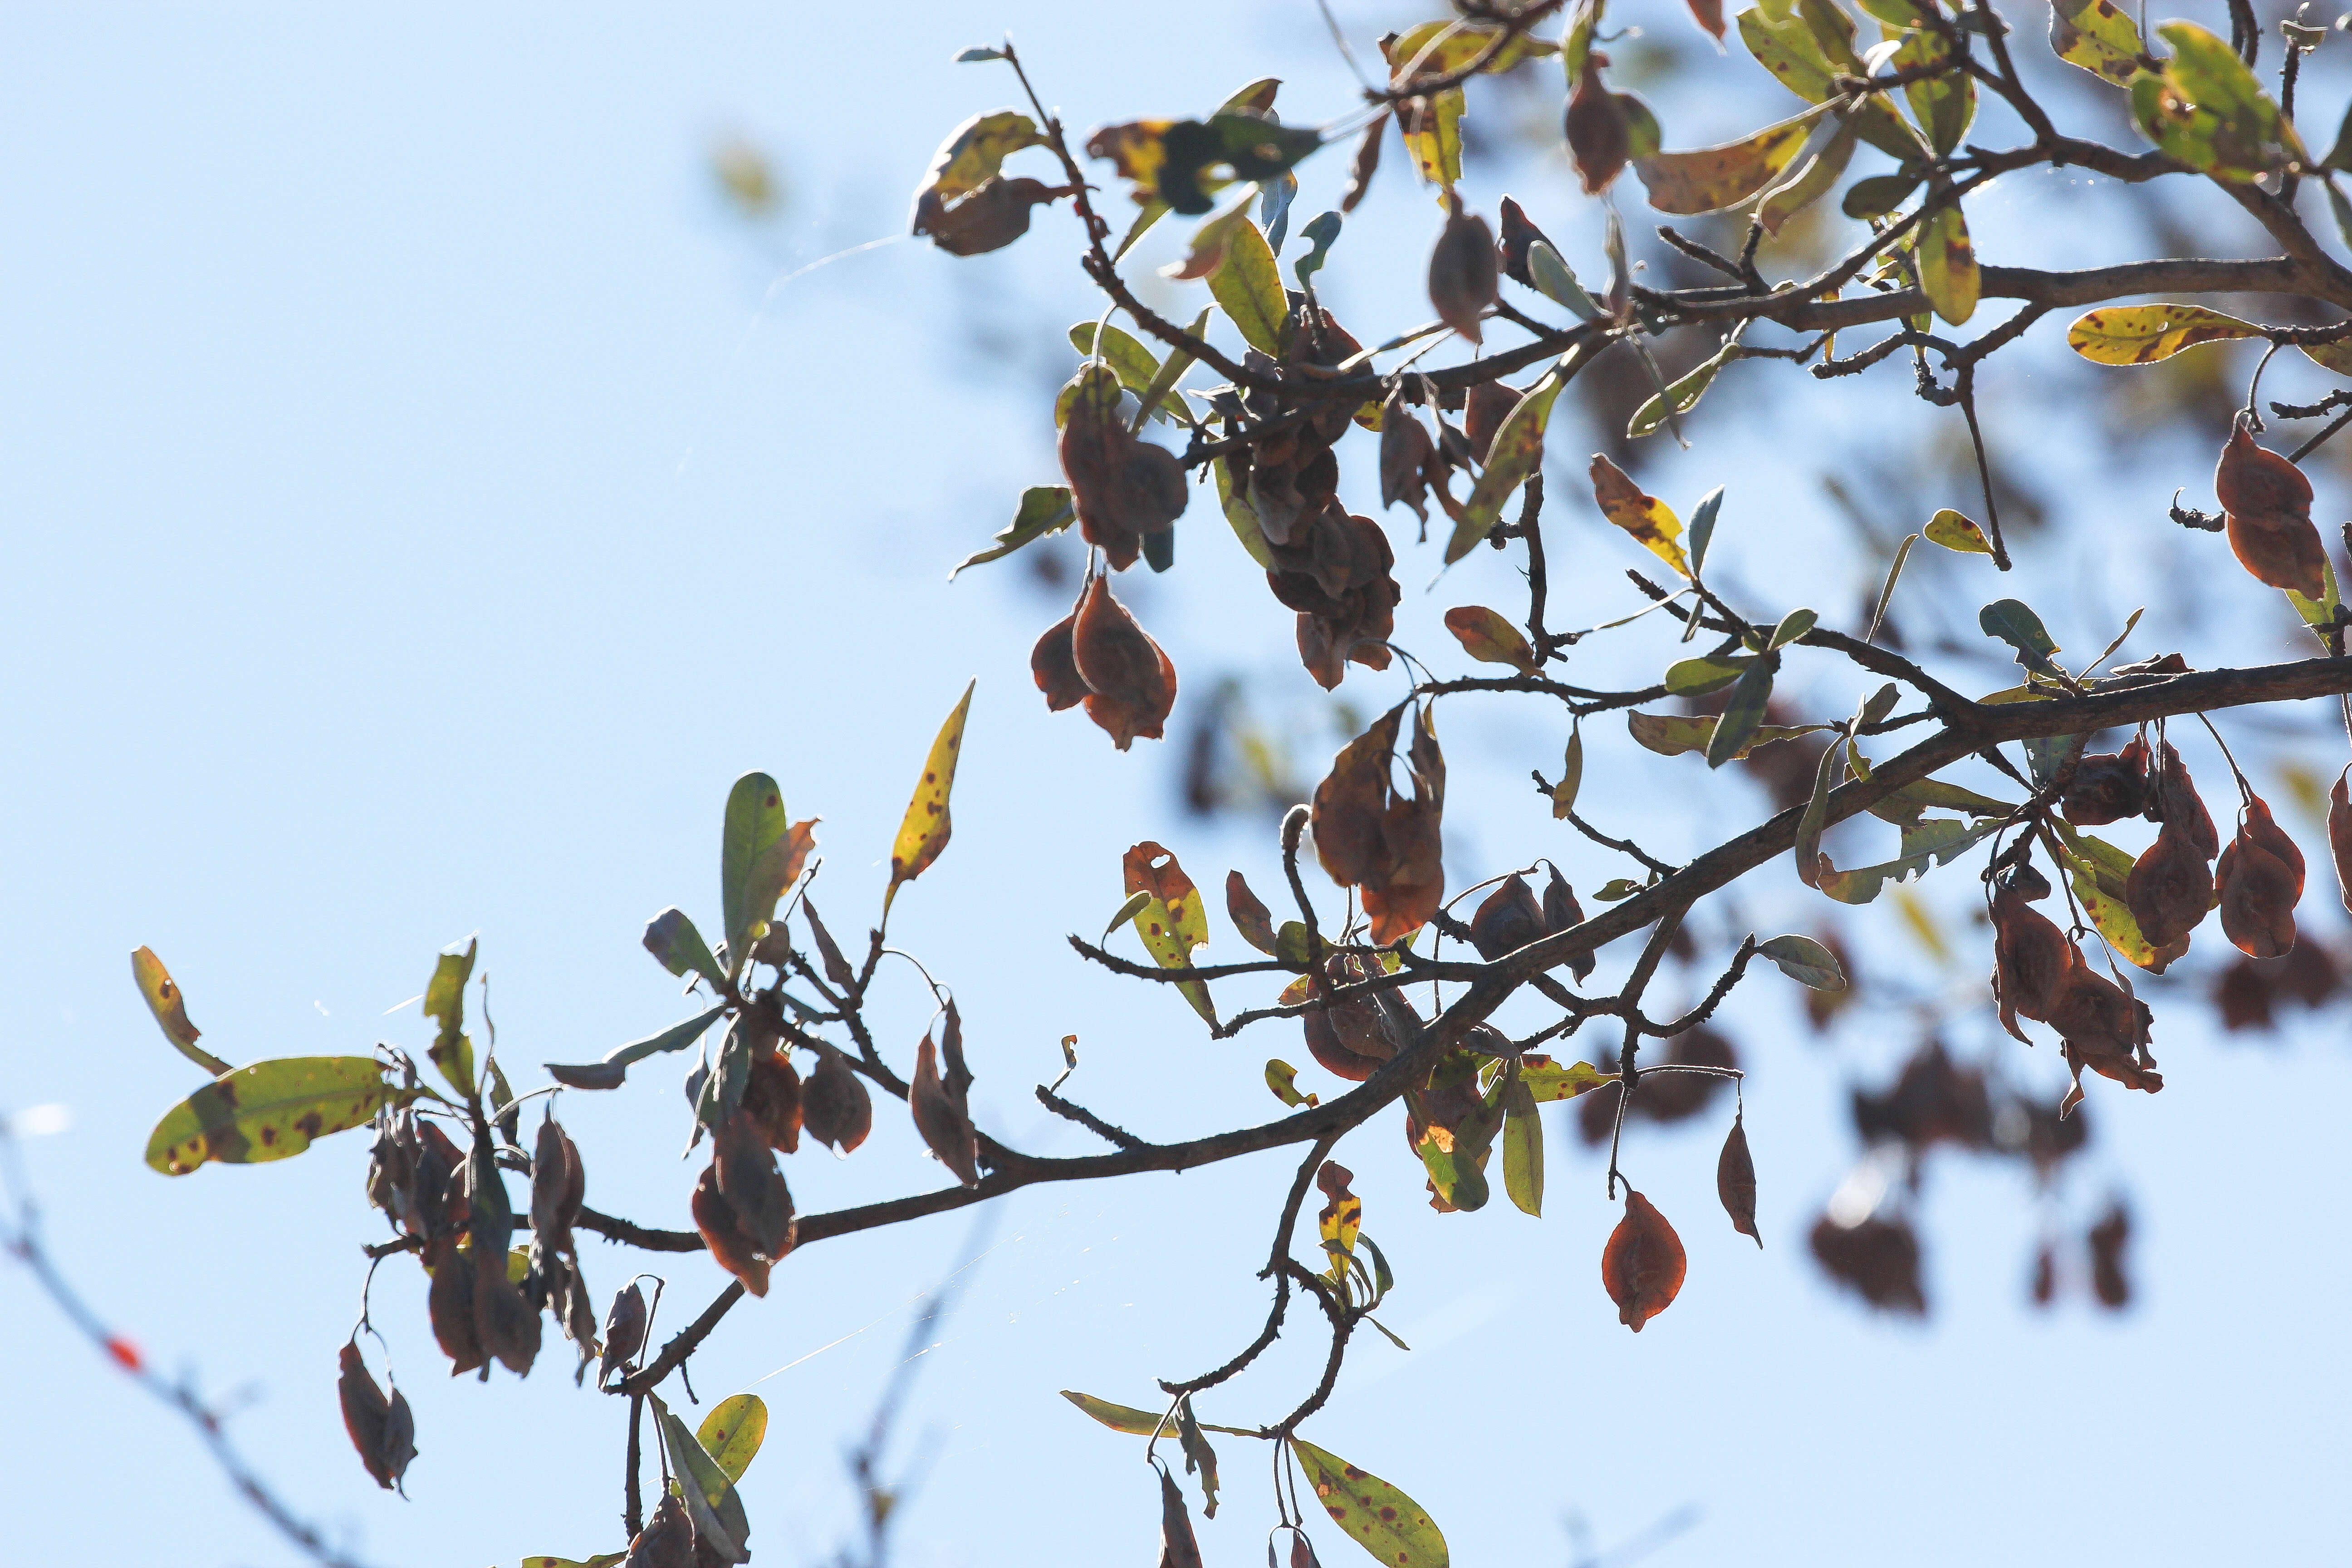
(1517, 1058), (1614, 1101)
(1705, 664), (1776, 769)
(1665, 655), (1752, 696)
(1551, 726), (1585, 819)
(2285, 554), (2343, 631)
(1842, 170), (1922, 219)
(1214, 455), (1274, 568)
(1294, 210), (1343, 285)
(696, 1394), (769, 1485)
(1629, 709), (1830, 760)
(1979, 598), (2063, 676)
(2050, 819), (2180, 971)
(1061, 1390), (1165, 1435)
(1767, 608), (1817, 649)
(1755, 933), (1847, 990)
(2064, 304), (2265, 365)
(720, 773), (794, 977)
(1068, 321), (1162, 403)
(643, 908), (726, 990)
(1502, 1079), (1544, 1216)
(1924, 508), (1994, 552)
(146, 1057), (414, 1175)
(423, 939), (477, 1097)
(1892, 28), (1975, 156)
(1759, 115), (1859, 235)
(1265, 1058), (1318, 1108)
(1207, 213), (1289, 356)
(130, 946), (232, 1077)
(2131, 23), (2292, 181)
(1688, 485), (1725, 574)
(1735, 4), (1920, 158)
(1628, 343), (1744, 438)
(954, 45), (1005, 63)
(1526, 240), (1602, 321)
(1133, 309), (1210, 430)
(1289, 1438), (1450, 1568)
(1815, 816), (2004, 905)
(655, 1399), (750, 1563)
(1591, 878), (1644, 902)
(885, 682), (976, 914)
(951, 485), (1076, 578)
(1916, 200), (1977, 325)
(2048, 0), (2147, 87)
(612, 1005), (729, 1069)
(913, 111), (1044, 208)
(1105, 889), (1153, 941)
(1448, 370), (1566, 563)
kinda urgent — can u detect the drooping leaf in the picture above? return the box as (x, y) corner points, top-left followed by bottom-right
(1602, 1189), (1686, 1331)
(1289, 1438), (1449, 1568)
(950, 485), (1075, 578)
(1060, 1390), (1166, 1436)
(2065, 303), (2265, 366)
(1632, 107), (1823, 215)
(147, 1057), (414, 1175)
(1448, 372), (1565, 562)
(131, 947), (232, 1077)
(1517, 1058), (1615, 1102)
(885, 681), (976, 913)
(1915, 201), (1977, 325)
(696, 1394), (768, 1485)
(1266, 1058), (1319, 1107)
(1552, 726), (1585, 819)
(1207, 214), (1288, 355)
(1815, 817), (2005, 905)
(1502, 1078), (1544, 1216)
(1756, 933), (1847, 990)
(1125, 842), (1214, 1024)
(1718, 1114), (1761, 1246)
(1892, 28), (1974, 156)
(1628, 341), (1745, 437)
(1758, 115), (1859, 234)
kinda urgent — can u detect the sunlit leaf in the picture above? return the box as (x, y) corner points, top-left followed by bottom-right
(1125, 841), (1214, 1025)
(1665, 655), (1752, 696)
(1924, 508), (1994, 552)
(951, 485), (1076, 578)
(1266, 1058), (1319, 1107)
(1589, 454), (1691, 573)
(423, 940), (477, 1097)
(1735, 5), (1919, 158)
(1632, 107), (1823, 215)
(1628, 710), (1829, 759)
(1060, 1390), (1166, 1435)
(2051, 820), (2180, 971)
(1289, 1438), (1449, 1568)
(1449, 372), (1566, 563)
(885, 681), (976, 914)
(1517, 1058), (1615, 1102)
(1756, 933), (1847, 990)
(1815, 817), (2004, 905)
(655, 1399), (750, 1563)
(1705, 664), (1775, 769)
(913, 110), (1044, 208)
(1068, 321), (1161, 402)
(642, 908), (725, 990)
(1628, 341), (1746, 437)
(1502, 1078), (1544, 1217)
(1552, 726), (1585, 819)
(147, 1057), (414, 1175)
(1758, 116), (1858, 234)
(1892, 28), (1974, 156)
(131, 947), (231, 1077)
(1207, 213), (1288, 355)
(1526, 240), (1603, 321)
(2049, 0), (2148, 86)
(2131, 22), (2293, 182)
(696, 1394), (768, 1485)
(1134, 307), (1210, 427)
(2065, 304), (2265, 365)
(1916, 201), (1977, 325)
(1443, 606), (1538, 672)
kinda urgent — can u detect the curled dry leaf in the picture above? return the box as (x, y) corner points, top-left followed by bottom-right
(2215, 425), (2326, 599)
(1069, 573), (1178, 750)
(910, 1030), (981, 1186)
(1309, 705), (1445, 944)
(598, 1282), (647, 1385)
(474, 1245), (542, 1376)
(1602, 1189), (1686, 1331)
(336, 1341), (418, 1492)
(1427, 199), (1498, 343)
(2048, 965), (2162, 1107)
(713, 1107), (796, 1262)
(691, 1161), (772, 1298)
(1990, 879), (2078, 1042)
(1225, 870), (1279, 956)
(2331, 768), (2352, 914)
(800, 1043), (873, 1154)
(1029, 613), (1087, 711)
(1469, 874), (1546, 960)
(530, 1117), (586, 1259)
(2217, 795), (2304, 958)
(1717, 1114), (1760, 1248)
(1158, 1462), (1205, 1568)
(1268, 503), (1401, 691)
(2125, 822), (2213, 950)
(741, 1045), (804, 1154)
(912, 174), (1060, 255)
(2062, 736), (2151, 825)
(624, 1492), (697, 1568)
(1542, 867), (1595, 981)
(1377, 393), (1435, 523)
(423, 1233), (485, 1375)
(2147, 740), (2218, 859)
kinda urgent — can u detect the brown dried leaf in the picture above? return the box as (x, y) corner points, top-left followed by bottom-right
(598, 1282), (647, 1385)
(1058, 364), (1187, 570)
(1377, 395), (1434, 522)
(691, 1162), (772, 1298)
(1428, 200), (1498, 343)
(912, 175), (1058, 256)
(1810, 1211), (1925, 1313)
(1464, 380), (1521, 464)
(742, 1046), (804, 1155)
(1158, 1463), (1205, 1568)
(1717, 1115), (1759, 1248)
(713, 1108), (796, 1260)
(336, 1341), (417, 1491)
(1565, 60), (1631, 195)
(424, 1233), (485, 1375)
(1542, 867), (1595, 982)
(1602, 1189), (1686, 1331)
(1495, 195), (1552, 287)
(1071, 574), (1177, 750)
(1030, 612), (1087, 712)
(800, 1044), (873, 1154)
(625, 1493), (698, 1568)
(910, 1031), (980, 1186)
(1225, 871), (1280, 956)
(474, 1247), (542, 1376)
(2148, 740), (2219, 859)
(2125, 822), (2214, 949)
(530, 1117), (585, 1259)
(2219, 796), (2304, 958)
(2331, 768), (2352, 914)
(2062, 737), (2151, 825)
(1991, 882), (2078, 1040)
(1469, 875), (1547, 960)
(1442, 605), (1537, 673)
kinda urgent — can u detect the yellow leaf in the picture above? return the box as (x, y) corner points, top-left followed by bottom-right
(1916, 202), (1977, 325)
(885, 680), (976, 913)
(2065, 303), (2265, 365)
(912, 110), (1045, 206)
(1124, 841), (1214, 1024)
(1160, 192), (1255, 282)
(1632, 107), (1823, 215)
(1589, 454), (1690, 574)
(1206, 213), (1287, 355)
(132, 947), (232, 1077)
(1923, 508), (1993, 553)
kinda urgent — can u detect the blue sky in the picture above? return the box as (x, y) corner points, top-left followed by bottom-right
(3, 4), (2348, 1566)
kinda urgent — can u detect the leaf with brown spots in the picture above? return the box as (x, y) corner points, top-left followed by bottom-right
(2065, 303), (2264, 365)
(884, 680), (976, 913)
(1589, 455), (1690, 574)
(144, 1056), (414, 1175)
(1125, 841), (1215, 1023)
(696, 1393), (768, 1485)
(1916, 201), (1978, 326)
(1632, 107), (1820, 214)
(336, 1340), (417, 1492)
(1287, 1437), (1449, 1568)
(130, 946), (231, 1077)
(1602, 1189), (1686, 1332)
(1717, 1114), (1760, 1247)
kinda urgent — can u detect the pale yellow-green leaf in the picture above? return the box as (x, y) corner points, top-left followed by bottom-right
(885, 681), (976, 913)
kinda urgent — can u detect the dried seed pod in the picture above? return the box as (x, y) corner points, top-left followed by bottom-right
(1469, 874), (1547, 960)
(598, 1282), (647, 1385)
(1602, 1189), (1686, 1331)
(1991, 884), (2077, 1040)
(1059, 364), (1187, 570)
(909, 1030), (981, 1186)
(1070, 573), (1177, 750)
(741, 1047), (804, 1154)
(2061, 736), (2150, 825)
(1029, 612), (1087, 712)
(1463, 380), (1521, 465)
(691, 1161), (772, 1297)
(625, 1493), (698, 1568)
(2125, 823), (2214, 949)
(336, 1341), (417, 1492)
(1717, 1115), (1760, 1248)
(1564, 58), (1631, 195)
(1427, 199), (1499, 344)
(423, 1233), (485, 1375)
(1300, 985), (1392, 1081)
(2146, 740), (2218, 858)
(2332, 768), (2352, 915)
(2048, 965), (2163, 1104)
(2217, 796), (2304, 958)
(2215, 426), (2328, 599)
(800, 1043), (873, 1154)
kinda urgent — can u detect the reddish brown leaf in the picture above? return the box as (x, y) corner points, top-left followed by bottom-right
(1030, 612), (1087, 712)
(1464, 380), (1521, 464)
(598, 1282), (647, 1385)
(1339, 112), (1385, 214)
(530, 1116), (585, 1259)
(691, 1162), (772, 1298)
(2147, 740), (2218, 858)
(1602, 1189), (1686, 1331)
(474, 1248), (541, 1376)
(1810, 1211), (1926, 1313)
(2048, 965), (2163, 1106)
(742, 1046), (804, 1155)
(1428, 199), (1498, 343)
(336, 1341), (417, 1492)
(1377, 395), (1434, 523)
(423, 1233), (485, 1375)
(1991, 881), (2078, 1041)
(2125, 822), (2214, 949)
(1494, 195), (1552, 288)
(1226, 870), (1280, 956)
(2214, 426), (2327, 597)
(2332, 767), (2352, 914)
(2218, 796), (2304, 958)
(1311, 706), (1405, 889)
(625, 1493), (698, 1568)
(911, 175), (1059, 256)
(909, 1031), (980, 1186)
(1541, 867), (1594, 981)
(1565, 59), (1630, 195)
(1070, 573), (1177, 750)
(713, 1107), (796, 1260)
(800, 1043), (873, 1154)
(2061, 737), (2150, 825)
(1469, 874), (1546, 960)
(1717, 1115), (1760, 1247)
(1158, 1462), (1205, 1568)
(1685, 0), (1727, 39)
